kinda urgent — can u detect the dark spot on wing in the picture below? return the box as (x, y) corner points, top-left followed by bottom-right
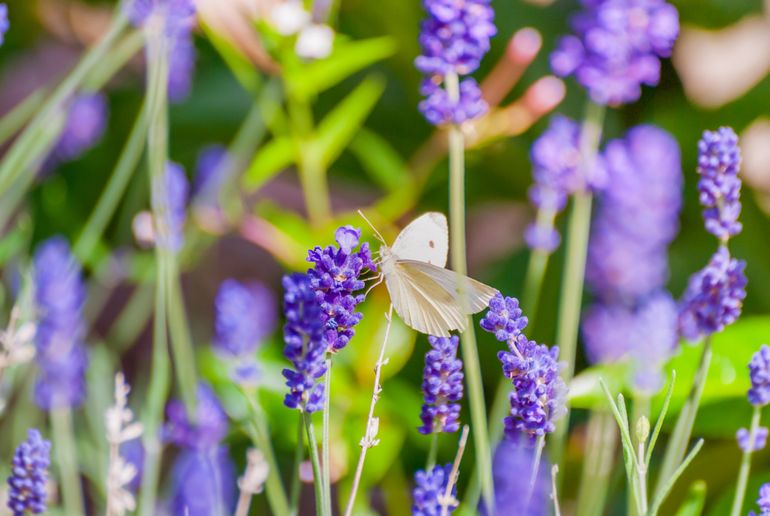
(429, 240), (435, 248)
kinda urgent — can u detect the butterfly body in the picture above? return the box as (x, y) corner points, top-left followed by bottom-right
(377, 212), (498, 337)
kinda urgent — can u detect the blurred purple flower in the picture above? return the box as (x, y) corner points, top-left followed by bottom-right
(193, 144), (231, 199)
(419, 78), (488, 126)
(678, 246), (747, 340)
(419, 335), (464, 434)
(167, 32), (196, 103)
(214, 279), (276, 357)
(153, 161), (189, 252)
(165, 383), (229, 451)
(169, 447), (236, 516)
(306, 226), (375, 353)
(489, 439), (550, 516)
(52, 92), (108, 163)
(526, 116), (608, 252)
(748, 345), (770, 407)
(412, 464), (457, 515)
(0, 4), (8, 46)
(125, 0), (196, 36)
(282, 273), (326, 412)
(7, 429), (50, 516)
(737, 427), (768, 453)
(751, 483), (770, 516)
(550, 0), (679, 105)
(697, 127), (742, 241)
(33, 237), (88, 410)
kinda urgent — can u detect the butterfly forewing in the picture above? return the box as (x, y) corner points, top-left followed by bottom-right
(391, 212), (448, 267)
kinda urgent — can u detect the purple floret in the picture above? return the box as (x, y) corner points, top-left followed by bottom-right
(419, 336), (464, 434)
(7, 429), (50, 516)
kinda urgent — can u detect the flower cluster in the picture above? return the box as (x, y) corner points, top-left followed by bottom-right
(215, 279), (276, 357)
(748, 345), (770, 407)
(751, 483), (770, 516)
(697, 127), (742, 242)
(153, 161), (189, 252)
(282, 273), (327, 412)
(415, 0), (496, 125)
(193, 144), (232, 200)
(125, 0), (197, 102)
(481, 294), (566, 442)
(419, 335), (464, 434)
(0, 4), (8, 46)
(412, 464), (457, 515)
(33, 237), (89, 410)
(165, 383), (229, 451)
(6, 429), (50, 516)
(550, 0), (679, 106)
(678, 247), (747, 341)
(737, 427), (768, 453)
(306, 226), (375, 353)
(52, 92), (108, 163)
(526, 116), (607, 252)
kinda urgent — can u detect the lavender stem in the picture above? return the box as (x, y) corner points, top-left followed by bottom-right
(51, 406), (84, 516)
(730, 405), (762, 516)
(303, 411), (325, 516)
(322, 357), (333, 515)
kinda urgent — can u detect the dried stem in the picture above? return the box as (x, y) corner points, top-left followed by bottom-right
(343, 304), (394, 516)
(440, 425), (470, 516)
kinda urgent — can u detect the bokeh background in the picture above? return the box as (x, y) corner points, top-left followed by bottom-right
(2, 0), (770, 514)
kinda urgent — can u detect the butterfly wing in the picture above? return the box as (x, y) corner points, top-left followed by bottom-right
(384, 259), (498, 336)
(391, 212), (448, 268)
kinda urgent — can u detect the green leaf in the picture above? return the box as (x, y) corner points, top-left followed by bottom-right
(569, 361), (632, 409)
(242, 137), (296, 190)
(349, 128), (408, 192)
(201, 21), (262, 94)
(674, 481), (707, 516)
(285, 37), (396, 100)
(315, 75), (386, 168)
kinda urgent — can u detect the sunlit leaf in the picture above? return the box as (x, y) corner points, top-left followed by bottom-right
(242, 137), (296, 191)
(349, 128), (409, 192)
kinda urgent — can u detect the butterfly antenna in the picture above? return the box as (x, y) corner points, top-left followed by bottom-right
(357, 210), (386, 244)
(364, 274), (384, 297)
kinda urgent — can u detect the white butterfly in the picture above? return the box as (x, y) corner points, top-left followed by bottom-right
(366, 212), (498, 337)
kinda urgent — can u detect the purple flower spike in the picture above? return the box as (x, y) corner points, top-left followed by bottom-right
(168, 32), (196, 103)
(748, 345), (770, 407)
(678, 246), (747, 340)
(306, 226), (375, 353)
(33, 237), (89, 410)
(419, 78), (488, 126)
(550, 0), (679, 106)
(282, 273), (327, 412)
(412, 464), (457, 515)
(7, 429), (50, 516)
(697, 127), (743, 241)
(419, 336), (464, 434)
(193, 144), (231, 199)
(491, 439), (550, 516)
(0, 4), (9, 46)
(153, 161), (189, 252)
(165, 383), (229, 451)
(751, 483), (770, 516)
(479, 293), (528, 345)
(170, 447), (236, 516)
(53, 93), (108, 163)
(499, 336), (567, 442)
(125, 0), (196, 36)
(737, 427), (768, 453)
(214, 279), (276, 357)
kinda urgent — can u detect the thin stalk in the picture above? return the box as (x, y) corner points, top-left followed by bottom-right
(241, 392), (291, 516)
(51, 407), (85, 516)
(636, 434), (649, 514)
(426, 433), (439, 471)
(0, 13), (128, 194)
(166, 265), (198, 416)
(655, 338), (712, 497)
(322, 357), (332, 516)
(575, 411), (617, 516)
(446, 70), (494, 515)
(649, 439), (704, 516)
(138, 29), (171, 516)
(440, 425), (470, 516)
(522, 248), (550, 327)
(551, 466), (563, 516)
(527, 435), (545, 504)
(83, 30), (145, 91)
(290, 418), (305, 516)
(235, 489), (253, 516)
(303, 411), (325, 516)
(74, 100), (148, 263)
(344, 305), (394, 516)
(730, 405), (762, 516)
(0, 89), (46, 146)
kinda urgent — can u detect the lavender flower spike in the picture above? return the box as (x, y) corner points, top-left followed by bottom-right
(737, 427), (769, 453)
(0, 4), (8, 46)
(480, 293), (528, 345)
(748, 345), (770, 406)
(53, 93), (108, 163)
(165, 383), (229, 451)
(697, 127), (743, 241)
(214, 279), (276, 357)
(33, 237), (89, 410)
(170, 447), (236, 516)
(153, 161), (189, 252)
(751, 483), (770, 516)
(412, 464), (457, 515)
(419, 335), (464, 434)
(7, 429), (51, 516)
(282, 273), (327, 412)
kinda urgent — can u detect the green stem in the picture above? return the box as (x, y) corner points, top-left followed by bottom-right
(730, 405), (762, 516)
(166, 264), (199, 416)
(138, 30), (171, 516)
(426, 433), (439, 471)
(522, 248), (550, 327)
(242, 391), (291, 516)
(322, 357), (333, 515)
(575, 411), (618, 516)
(73, 100), (148, 263)
(446, 71), (494, 515)
(655, 338), (712, 498)
(0, 12), (128, 195)
(51, 407), (85, 516)
(303, 411), (325, 516)
(0, 89), (46, 146)
(83, 30), (145, 91)
(527, 435), (545, 504)
(290, 418), (305, 516)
